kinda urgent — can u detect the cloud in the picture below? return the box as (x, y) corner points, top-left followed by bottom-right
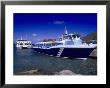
(32, 33), (37, 37)
(53, 21), (64, 24)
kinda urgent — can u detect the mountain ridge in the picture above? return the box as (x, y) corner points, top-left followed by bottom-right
(81, 32), (97, 42)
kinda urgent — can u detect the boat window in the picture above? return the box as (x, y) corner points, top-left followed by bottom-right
(55, 43), (63, 45)
(63, 36), (69, 39)
(72, 35), (76, 38)
(20, 43), (23, 45)
(69, 35), (72, 39)
(65, 41), (74, 45)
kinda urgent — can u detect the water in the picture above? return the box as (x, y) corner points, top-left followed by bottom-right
(14, 48), (97, 75)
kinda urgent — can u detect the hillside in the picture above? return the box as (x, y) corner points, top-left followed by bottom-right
(81, 32), (97, 42)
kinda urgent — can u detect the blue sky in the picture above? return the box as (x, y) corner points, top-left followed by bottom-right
(14, 13), (97, 43)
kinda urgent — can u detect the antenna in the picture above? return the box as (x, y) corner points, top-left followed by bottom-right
(26, 34), (28, 40)
(21, 36), (23, 40)
(65, 26), (68, 34)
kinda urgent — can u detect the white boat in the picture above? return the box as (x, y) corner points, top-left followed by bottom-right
(16, 37), (32, 49)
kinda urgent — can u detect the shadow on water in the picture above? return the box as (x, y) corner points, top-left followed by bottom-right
(14, 48), (97, 75)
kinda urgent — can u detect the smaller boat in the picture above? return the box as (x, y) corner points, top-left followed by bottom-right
(16, 37), (32, 49)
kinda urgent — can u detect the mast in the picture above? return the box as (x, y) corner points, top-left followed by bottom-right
(65, 26), (68, 34)
(21, 36), (23, 40)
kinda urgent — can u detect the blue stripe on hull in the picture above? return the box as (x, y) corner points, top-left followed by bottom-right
(61, 48), (95, 58)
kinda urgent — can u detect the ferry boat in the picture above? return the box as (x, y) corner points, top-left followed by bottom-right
(33, 26), (97, 59)
(16, 37), (32, 49)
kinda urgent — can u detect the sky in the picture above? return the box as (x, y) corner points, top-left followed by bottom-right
(14, 13), (97, 43)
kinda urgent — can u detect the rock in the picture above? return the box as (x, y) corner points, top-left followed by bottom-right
(89, 49), (97, 57)
(21, 69), (39, 74)
(16, 69), (40, 75)
(54, 70), (80, 75)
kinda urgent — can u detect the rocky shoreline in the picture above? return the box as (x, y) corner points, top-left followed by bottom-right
(15, 69), (43, 75)
(15, 69), (81, 75)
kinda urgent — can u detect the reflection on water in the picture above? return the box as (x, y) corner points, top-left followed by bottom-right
(14, 48), (97, 75)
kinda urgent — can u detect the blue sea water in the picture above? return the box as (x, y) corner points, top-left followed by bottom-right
(14, 47), (97, 75)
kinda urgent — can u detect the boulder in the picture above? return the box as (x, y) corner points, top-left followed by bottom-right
(16, 69), (40, 75)
(55, 70), (79, 75)
(89, 49), (97, 57)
